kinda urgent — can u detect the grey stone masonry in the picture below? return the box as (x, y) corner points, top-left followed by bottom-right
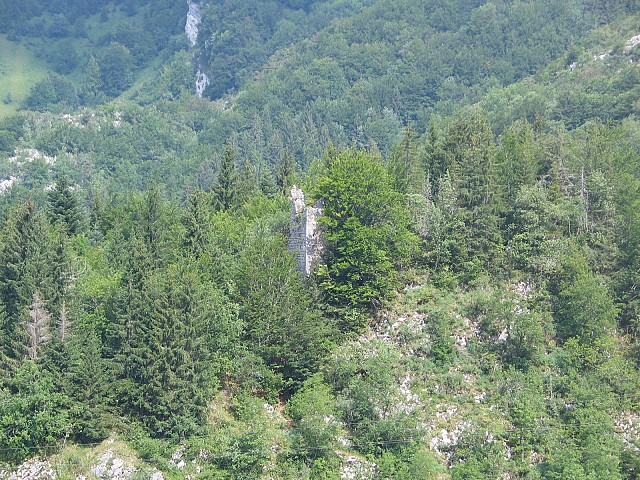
(288, 186), (323, 275)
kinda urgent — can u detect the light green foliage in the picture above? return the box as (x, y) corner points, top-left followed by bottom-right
(156, 51), (195, 100)
(0, 362), (71, 463)
(315, 148), (417, 318)
(285, 374), (339, 458)
(556, 262), (618, 348)
(0, 2), (639, 479)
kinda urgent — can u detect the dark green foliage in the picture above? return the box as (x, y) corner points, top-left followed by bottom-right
(235, 230), (334, 390)
(0, 200), (58, 362)
(116, 263), (218, 438)
(47, 174), (81, 235)
(22, 75), (79, 112)
(63, 328), (110, 442)
(275, 150), (296, 195)
(80, 56), (105, 105)
(98, 42), (135, 97)
(0, 2), (640, 477)
(386, 126), (421, 195)
(0, 114), (26, 153)
(43, 41), (78, 74)
(213, 146), (239, 211)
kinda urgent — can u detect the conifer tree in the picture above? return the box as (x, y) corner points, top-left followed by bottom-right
(0, 201), (56, 361)
(237, 156), (258, 206)
(422, 123), (447, 191)
(213, 145), (238, 211)
(64, 328), (110, 442)
(387, 126), (421, 194)
(47, 174), (81, 235)
(117, 265), (216, 437)
(183, 189), (211, 257)
(275, 150), (296, 195)
(23, 291), (51, 361)
(80, 55), (103, 105)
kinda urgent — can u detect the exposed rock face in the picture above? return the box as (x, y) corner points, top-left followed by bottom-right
(185, 1), (202, 47)
(0, 176), (17, 195)
(339, 455), (377, 480)
(288, 186), (323, 275)
(185, 2), (210, 98)
(0, 459), (56, 480)
(625, 34), (640, 53)
(195, 69), (210, 98)
(91, 449), (136, 479)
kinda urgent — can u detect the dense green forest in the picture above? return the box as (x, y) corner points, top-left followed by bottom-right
(1, 0), (640, 479)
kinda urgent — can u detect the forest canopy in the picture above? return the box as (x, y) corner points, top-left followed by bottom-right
(0, 0), (639, 479)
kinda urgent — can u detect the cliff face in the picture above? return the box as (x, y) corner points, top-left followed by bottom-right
(185, 1), (210, 97)
(288, 186), (323, 276)
(185, 1), (202, 47)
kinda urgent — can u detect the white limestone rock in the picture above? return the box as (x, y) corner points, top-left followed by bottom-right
(0, 458), (56, 480)
(90, 449), (136, 480)
(195, 70), (210, 98)
(340, 455), (377, 480)
(625, 34), (640, 53)
(185, 1), (202, 47)
(0, 176), (17, 195)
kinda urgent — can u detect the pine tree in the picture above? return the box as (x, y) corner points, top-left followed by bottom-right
(236, 156), (258, 206)
(80, 55), (103, 105)
(387, 126), (421, 194)
(213, 145), (238, 211)
(47, 174), (81, 235)
(64, 328), (110, 442)
(116, 264), (216, 437)
(441, 108), (503, 269)
(421, 123), (447, 191)
(275, 150), (296, 195)
(0, 201), (56, 361)
(236, 232), (334, 390)
(183, 189), (211, 257)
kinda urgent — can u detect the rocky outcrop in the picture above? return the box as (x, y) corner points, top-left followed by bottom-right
(339, 455), (377, 480)
(185, 1), (202, 47)
(195, 69), (210, 98)
(288, 186), (323, 276)
(0, 459), (56, 480)
(0, 176), (17, 195)
(185, 1), (210, 98)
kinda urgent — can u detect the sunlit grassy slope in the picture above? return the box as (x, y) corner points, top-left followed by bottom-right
(0, 35), (48, 118)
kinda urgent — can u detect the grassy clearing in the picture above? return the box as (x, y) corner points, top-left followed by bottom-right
(0, 36), (49, 118)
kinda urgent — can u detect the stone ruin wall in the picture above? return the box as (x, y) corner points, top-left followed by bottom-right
(288, 186), (323, 276)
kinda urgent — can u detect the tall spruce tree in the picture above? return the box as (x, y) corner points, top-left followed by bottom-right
(0, 201), (56, 362)
(275, 150), (295, 195)
(47, 174), (81, 235)
(213, 145), (238, 211)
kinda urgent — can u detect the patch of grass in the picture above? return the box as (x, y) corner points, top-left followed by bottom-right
(0, 35), (49, 118)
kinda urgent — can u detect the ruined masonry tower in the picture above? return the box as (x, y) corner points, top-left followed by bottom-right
(288, 186), (323, 275)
